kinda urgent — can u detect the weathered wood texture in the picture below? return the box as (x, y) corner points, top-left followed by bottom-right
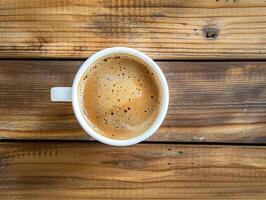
(1, 0), (266, 59)
(1, 60), (266, 143)
(0, 142), (266, 199)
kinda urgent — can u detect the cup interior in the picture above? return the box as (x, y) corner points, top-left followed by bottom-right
(72, 47), (169, 146)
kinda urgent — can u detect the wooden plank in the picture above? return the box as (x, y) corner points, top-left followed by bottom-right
(0, 0), (266, 59)
(0, 142), (266, 199)
(1, 60), (266, 143)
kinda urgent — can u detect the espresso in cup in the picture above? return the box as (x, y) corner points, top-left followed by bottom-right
(78, 54), (161, 140)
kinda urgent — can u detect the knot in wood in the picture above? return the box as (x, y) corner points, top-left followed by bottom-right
(202, 26), (219, 39)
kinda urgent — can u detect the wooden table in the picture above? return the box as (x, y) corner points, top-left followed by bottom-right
(1, 1), (266, 199)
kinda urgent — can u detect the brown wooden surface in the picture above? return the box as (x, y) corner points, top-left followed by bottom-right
(1, 1), (266, 199)
(1, 0), (266, 59)
(1, 60), (266, 143)
(0, 142), (265, 200)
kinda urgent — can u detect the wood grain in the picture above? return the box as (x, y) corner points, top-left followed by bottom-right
(1, 0), (266, 59)
(0, 142), (266, 199)
(1, 60), (266, 143)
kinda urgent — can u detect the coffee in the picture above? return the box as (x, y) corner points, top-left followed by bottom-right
(79, 54), (161, 140)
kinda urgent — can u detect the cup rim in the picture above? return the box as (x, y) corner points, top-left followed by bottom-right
(72, 47), (169, 146)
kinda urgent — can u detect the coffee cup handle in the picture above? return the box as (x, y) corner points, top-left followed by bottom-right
(51, 87), (72, 102)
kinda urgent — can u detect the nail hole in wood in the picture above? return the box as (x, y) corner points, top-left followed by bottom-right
(202, 26), (219, 39)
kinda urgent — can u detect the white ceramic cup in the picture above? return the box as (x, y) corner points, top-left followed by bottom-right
(51, 47), (169, 146)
